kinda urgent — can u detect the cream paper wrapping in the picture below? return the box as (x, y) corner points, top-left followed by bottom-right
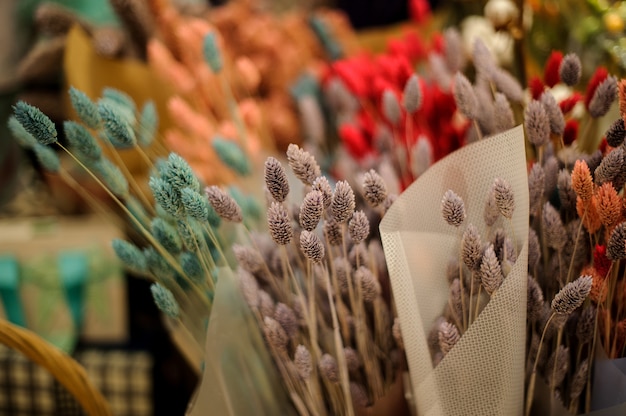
(380, 125), (529, 415)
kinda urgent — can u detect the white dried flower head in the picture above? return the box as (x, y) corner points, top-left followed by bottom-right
(264, 316), (289, 354)
(205, 185), (243, 222)
(299, 190), (324, 231)
(264, 157), (290, 202)
(286, 143), (321, 185)
(294, 345), (312, 379)
(438, 321), (460, 356)
(274, 303), (298, 338)
(312, 176), (333, 209)
(410, 136), (433, 177)
(543, 202), (567, 251)
(443, 27), (466, 73)
(331, 180), (356, 223)
(492, 67), (524, 103)
(403, 74), (422, 113)
(492, 178), (515, 219)
(462, 224), (483, 271)
(267, 201), (293, 245)
(540, 91), (565, 136)
(354, 266), (380, 302)
(551, 275), (592, 315)
(319, 354), (339, 383)
(441, 189), (466, 227)
(382, 89), (401, 125)
(363, 169), (388, 207)
(348, 210), (370, 245)
(300, 230), (325, 263)
(453, 72), (479, 120)
(472, 37), (496, 77)
(480, 244), (503, 295)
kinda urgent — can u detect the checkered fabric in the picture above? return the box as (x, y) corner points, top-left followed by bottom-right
(0, 347), (152, 416)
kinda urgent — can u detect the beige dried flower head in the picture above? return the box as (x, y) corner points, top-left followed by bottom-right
(258, 290), (275, 318)
(527, 275), (544, 322)
(267, 201), (293, 245)
(294, 345), (312, 379)
(274, 303), (298, 338)
(348, 210), (370, 245)
(525, 100), (550, 147)
(528, 228), (541, 270)
(403, 74), (422, 114)
(441, 190), (466, 227)
(484, 189), (500, 227)
(300, 230), (325, 263)
(572, 160), (594, 202)
(589, 75), (617, 118)
(354, 266), (380, 302)
(363, 169), (388, 207)
(333, 257), (350, 294)
(480, 244), (503, 295)
(540, 91), (565, 136)
(299, 190), (324, 231)
(443, 27), (466, 73)
(331, 180), (356, 223)
(472, 38), (496, 77)
(239, 268), (260, 309)
(382, 89), (401, 125)
(461, 224), (482, 271)
(264, 316), (289, 354)
(350, 382), (369, 409)
(493, 92), (514, 133)
(607, 221), (626, 260)
(324, 218), (343, 246)
(559, 53), (582, 86)
(205, 185), (243, 222)
(576, 305), (596, 345)
(528, 163), (545, 216)
(438, 321), (460, 356)
(543, 202), (567, 251)
(264, 157), (290, 202)
(312, 176), (332, 209)
(319, 353), (339, 383)
(569, 359), (589, 401)
(543, 156), (559, 195)
(551, 275), (592, 315)
(233, 244), (264, 274)
(596, 182), (622, 227)
(545, 345), (569, 388)
(344, 347), (361, 372)
(492, 68), (524, 103)
(286, 143), (321, 185)
(411, 136), (433, 177)
(492, 178), (515, 219)
(453, 72), (479, 120)
(449, 278), (464, 323)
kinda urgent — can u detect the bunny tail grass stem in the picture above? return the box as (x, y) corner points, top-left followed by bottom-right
(55, 142), (210, 307)
(473, 120), (483, 141)
(188, 224), (216, 292)
(526, 312), (557, 416)
(306, 260), (318, 362)
(341, 225), (360, 335)
(586, 302), (602, 413)
(325, 237), (351, 346)
(322, 266), (355, 416)
(133, 143), (156, 172)
(578, 117), (598, 155)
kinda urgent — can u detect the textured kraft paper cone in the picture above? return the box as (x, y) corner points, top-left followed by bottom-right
(380, 126), (529, 415)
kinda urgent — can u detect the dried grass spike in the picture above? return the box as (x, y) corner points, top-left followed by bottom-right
(312, 176), (332, 209)
(267, 202), (293, 245)
(589, 76), (617, 118)
(403, 74), (422, 113)
(572, 160), (593, 201)
(319, 354), (339, 383)
(264, 316), (288, 354)
(294, 345), (312, 379)
(438, 321), (460, 356)
(299, 190), (324, 231)
(453, 72), (479, 120)
(331, 180), (356, 223)
(441, 190), (466, 227)
(525, 100), (550, 147)
(551, 275), (592, 315)
(607, 221), (626, 260)
(348, 211), (370, 244)
(286, 144), (321, 185)
(300, 230), (325, 263)
(363, 169), (388, 207)
(205, 185), (243, 222)
(559, 53), (582, 86)
(480, 244), (503, 295)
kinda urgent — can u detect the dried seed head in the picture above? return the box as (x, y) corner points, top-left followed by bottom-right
(344, 347), (361, 372)
(438, 321), (460, 356)
(233, 244), (264, 274)
(382, 89), (401, 125)
(205, 185), (243, 222)
(350, 382), (369, 409)
(258, 290), (275, 318)
(596, 182), (622, 227)
(294, 345), (312, 379)
(576, 304), (596, 345)
(605, 118), (626, 147)
(589, 76), (617, 118)
(453, 72), (479, 120)
(528, 228), (541, 270)
(569, 359), (589, 401)
(267, 202), (293, 245)
(443, 27), (465, 73)
(264, 316), (289, 354)
(331, 180), (356, 223)
(354, 266), (380, 302)
(410, 136), (433, 177)
(324, 218), (343, 246)
(239, 268), (260, 309)
(559, 53), (582, 86)
(348, 210), (370, 244)
(286, 144), (321, 185)
(492, 68), (524, 103)
(462, 224), (483, 271)
(528, 163), (545, 216)
(607, 221), (626, 260)
(572, 160), (593, 201)
(333, 257), (350, 294)
(299, 190), (324, 231)
(577, 196), (602, 235)
(274, 303), (298, 338)
(545, 345), (569, 388)
(484, 189), (500, 227)
(319, 354), (339, 382)
(543, 202), (568, 251)
(493, 178), (515, 219)
(551, 275), (592, 315)
(300, 230), (325, 263)
(441, 190), (466, 227)
(480, 244), (504, 295)
(472, 38), (496, 77)
(312, 176), (332, 209)
(540, 91), (565, 136)
(264, 157), (290, 202)
(557, 169), (577, 213)
(525, 100), (550, 147)
(594, 147), (624, 186)
(363, 169), (388, 207)
(150, 283), (179, 319)
(403, 74), (422, 114)
(493, 92), (514, 133)
(449, 278), (464, 324)
(527, 275), (544, 322)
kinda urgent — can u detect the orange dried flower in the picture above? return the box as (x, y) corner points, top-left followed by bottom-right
(585, 265), (607, 303)
(619, 79), (626, 123)
(596, 182), (623, 227)
(577, 196), (602, 234)
(572, 160), (594, 202)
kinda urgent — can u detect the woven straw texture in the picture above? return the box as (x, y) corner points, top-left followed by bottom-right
(380, 125), (529, 415)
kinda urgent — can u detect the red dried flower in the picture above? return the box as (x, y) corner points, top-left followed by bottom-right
(529, 76), (545, 101)
(339, 123), (370, 159)
(594, 244), (611, 278)
(544, 51), (563, 88)
(563, 119), (579, 145)
(559, 92), (583, 114)
(409, 0), (431, 23)
(585, 67), (609, 110)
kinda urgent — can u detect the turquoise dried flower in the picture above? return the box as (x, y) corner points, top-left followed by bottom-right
(13, 101), (57, 145)
(32, 143), (61, 172)
(8, 116), (37, 148)
(98, 101), (137, 148)
(151, 218), (183, 254)
(309, 16), (342, 61)
(180, 187), (222, 227)
(102, 87), (137, 115)
(180, 251), (204, 284)
(92, 157), (129, 198)
(165, 153), (200, 192)
(149, 177), (184, 218)
(63, 121), (102, 161)
(202, 32), (223, 73)
(144, 246), (175, 281)
(212, 137), (250, 176)
(150, 283), (179, 318)
(112, 239), (147, 273)
(69, 87), (101, 129)
(177, 219), (206, 251)
(138, 101), (157, 147)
